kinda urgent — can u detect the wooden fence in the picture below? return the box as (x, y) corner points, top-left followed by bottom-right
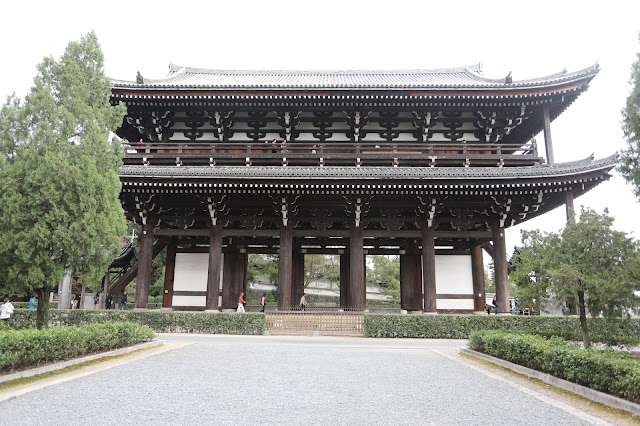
(265, 311), (364, 336)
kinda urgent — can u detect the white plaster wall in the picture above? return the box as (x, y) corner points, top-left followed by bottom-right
(437, 299), (475, 310)
(172, 295), (206, 307)
(435, 255), (473, 294)
(174, 253), (208, 291)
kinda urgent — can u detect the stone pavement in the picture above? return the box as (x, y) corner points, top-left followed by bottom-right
(0, 335), (612, 425)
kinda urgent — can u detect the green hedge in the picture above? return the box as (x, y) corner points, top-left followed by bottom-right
(468, 330), (640, 404)
(0, 321), (155, 373)
(364, 314), (640, 344)
(9, 309), (265, 335)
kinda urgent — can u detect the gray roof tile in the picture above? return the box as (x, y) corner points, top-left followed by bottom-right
(112, 64), (600, 91)
(120, 154), (616, 181)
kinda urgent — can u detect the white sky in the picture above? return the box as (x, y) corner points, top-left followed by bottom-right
(2, 0), (640, 252)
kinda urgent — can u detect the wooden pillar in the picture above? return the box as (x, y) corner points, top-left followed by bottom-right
(221, 250), (235, 310)
(278, 225), (293, 309)
(205, 225), (222, 311)
(566, 190), (575, 223)
(349, 226), (365, 310)
(422, 226), (437, 313)
(492, 226), (510, 314)
(340, 251), (351, 309)
(471, 244), (485, 312)
(292, 249), (305, 309)
(236, 251), (247, 301)
(543, 105), (555, 165)
(102, 273), (109, 309)
(135, 223), (154, 309)
(162, 238), (177, 309)
(400, 241), (423, 311)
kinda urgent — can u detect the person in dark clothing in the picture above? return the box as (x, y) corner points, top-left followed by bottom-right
(120, 293), (128, 310)
(260, 294), (267, 313)
(106, 293), (113, 310)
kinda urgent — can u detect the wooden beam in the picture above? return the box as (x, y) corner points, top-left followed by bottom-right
(422, 226), (437, 313)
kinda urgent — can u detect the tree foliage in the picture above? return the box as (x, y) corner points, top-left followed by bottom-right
(620, 34), (640, 199)
(0, 32), (127, 328)
(511, 208), (640, 347)
(367, 255), (400, 303)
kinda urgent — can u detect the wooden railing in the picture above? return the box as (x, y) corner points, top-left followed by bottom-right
(123, 140), (540, 168)
(265, 311), (365, 336)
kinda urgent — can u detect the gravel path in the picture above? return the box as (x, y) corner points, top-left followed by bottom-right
(0, 335), (608, 425)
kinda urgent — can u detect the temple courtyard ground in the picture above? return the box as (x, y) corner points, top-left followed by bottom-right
(0, 335), (636, 425)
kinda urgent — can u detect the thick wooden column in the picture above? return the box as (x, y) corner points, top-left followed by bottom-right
(221, 250), (235, 310)
(205, 225), (222, 311)
(422, 226), (437, 313)
(340, 251), (351, 309)
(237, 251), (247, 301)
(349, 226), (365, 310)
(566, 190), (575, 223)
(135, 223), (154, 309)
(543, 105), (555, 165)
(492, 226), (510, 314)
(162, 238), (177, 309)
(292, 249), (305, 308)
(471, 244), (485, 312)
(400, 241), (423, 311)
(278, 225), (294, 309)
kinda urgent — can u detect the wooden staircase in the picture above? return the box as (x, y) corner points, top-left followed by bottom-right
(265, 311), (364, 336)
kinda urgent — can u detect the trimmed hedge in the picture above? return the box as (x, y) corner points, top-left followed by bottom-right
(364, 314), (640, 344)
(468, 330), (640, 404)
(9, 309), (265, 335)
(0, 321), (155, 373)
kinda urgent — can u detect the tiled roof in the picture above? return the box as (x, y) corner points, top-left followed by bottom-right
(112, 64), (599, 91)
(120, 154), (616, 181)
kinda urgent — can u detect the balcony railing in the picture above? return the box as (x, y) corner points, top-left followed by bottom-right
(123, 140), (540, 168)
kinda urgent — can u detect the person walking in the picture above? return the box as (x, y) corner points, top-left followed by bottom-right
(237, 292), (246, 313)
(300, 293), (308, 311)
(106, 293), (113, 310)
(120, 292), (128, 310)
(93, 292), (100, 309)
(260, 293), (267, 313)
(1, 298), (15, 321)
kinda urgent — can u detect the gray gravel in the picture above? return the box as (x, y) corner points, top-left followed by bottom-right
(0, 335), (607, 425)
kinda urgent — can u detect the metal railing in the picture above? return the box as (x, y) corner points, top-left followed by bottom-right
(123, 140), (539, 168)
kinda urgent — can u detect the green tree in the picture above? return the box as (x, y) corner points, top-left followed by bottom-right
(620, 34), (640, 199)
(511, 208), (640, 347)
(367, 255), (400, 303)
(0, 32), (127, 328)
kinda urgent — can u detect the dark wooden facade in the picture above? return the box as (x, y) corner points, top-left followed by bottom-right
(110, 64), (615, 313)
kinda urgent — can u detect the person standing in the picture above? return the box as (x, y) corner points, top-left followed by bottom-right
(260, 293), (267, 313)
(106, 293), (113, 310)
(28, 296), (37, 309)
(237, 292), (246, 313)
(93, 292), (100, 309)
(1, 298), (15, 321)
(300, 293), (308, 311)
(120, 292), (128, 310)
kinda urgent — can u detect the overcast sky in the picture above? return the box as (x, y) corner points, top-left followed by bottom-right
(2, 0), (640, 252)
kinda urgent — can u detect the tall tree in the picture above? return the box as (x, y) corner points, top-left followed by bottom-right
(511, 208), (640, 347)
(620, 34), (640, 199)
(0, 32), (127, 328)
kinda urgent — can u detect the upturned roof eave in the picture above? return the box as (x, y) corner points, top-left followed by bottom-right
(119, 154), (617, 182)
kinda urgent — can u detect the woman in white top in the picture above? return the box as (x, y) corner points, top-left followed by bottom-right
(0, 298), (15, 321)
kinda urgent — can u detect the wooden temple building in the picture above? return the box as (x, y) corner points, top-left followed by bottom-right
(109, 64), (615, 313)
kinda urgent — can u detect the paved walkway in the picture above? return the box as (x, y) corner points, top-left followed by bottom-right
(0, 335), (613, 425)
